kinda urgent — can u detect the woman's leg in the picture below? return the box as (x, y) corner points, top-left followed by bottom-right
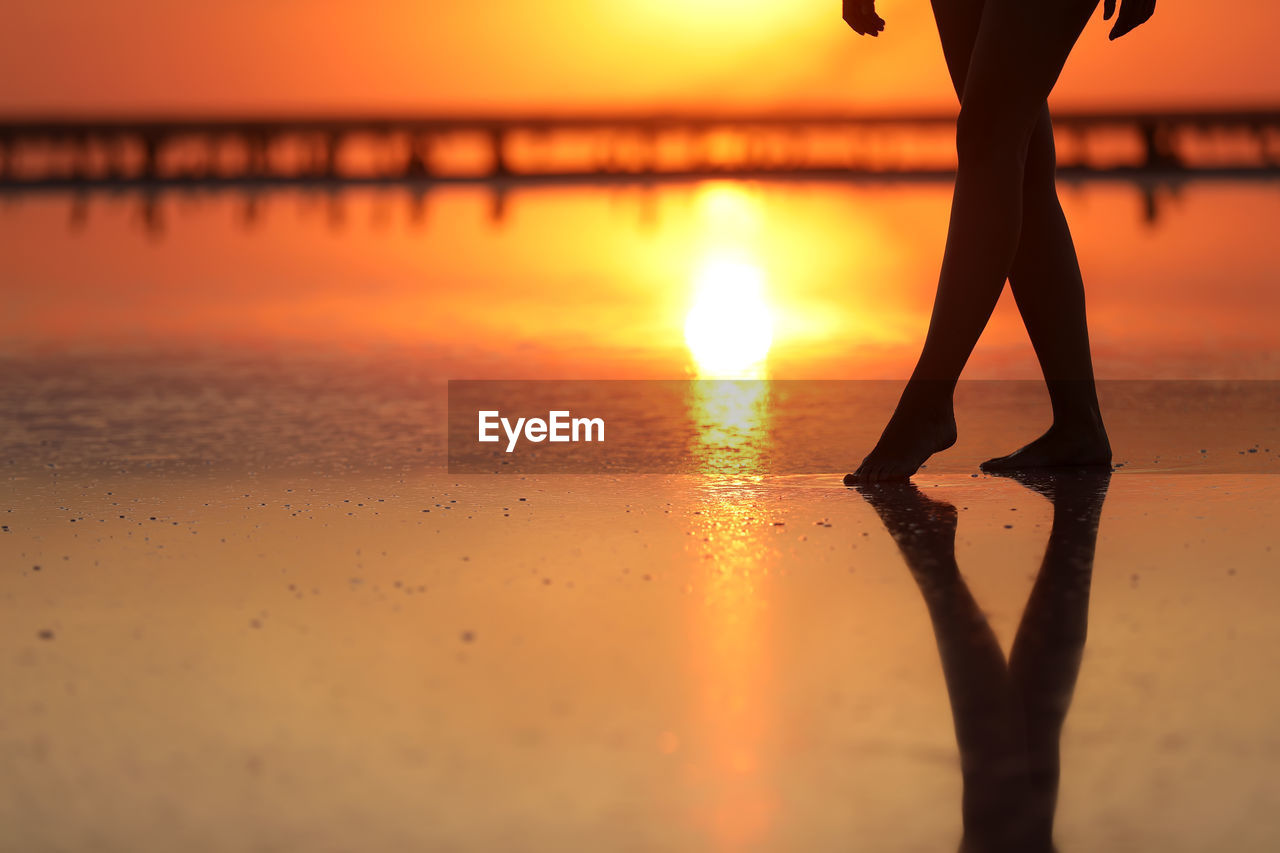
(984, 115), (1112, 469)
(850, 0), (1102, 481)
(929, 0), (1110, 469)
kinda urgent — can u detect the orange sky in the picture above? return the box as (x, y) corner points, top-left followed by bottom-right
(3, 1), (1278, 113)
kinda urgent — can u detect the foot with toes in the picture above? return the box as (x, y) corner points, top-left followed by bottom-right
(845, 392), (957, 483)
(981, 420), (1111, 472)
(847, 394), (1111, 483)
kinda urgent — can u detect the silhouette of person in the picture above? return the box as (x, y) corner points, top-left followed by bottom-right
(842, 1), (1156, 481)
(854, 470), (1110, 852)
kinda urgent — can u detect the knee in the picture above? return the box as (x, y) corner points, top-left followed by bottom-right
(1022, 123), (1059, 194)
(955, 102), (1034, 170)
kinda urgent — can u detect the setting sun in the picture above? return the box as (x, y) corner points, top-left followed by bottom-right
(684, 255), (774, 378)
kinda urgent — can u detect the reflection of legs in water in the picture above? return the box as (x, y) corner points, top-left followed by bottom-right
(854, 471), (1109, 852)
(855, 483), (1025, 848)
(1005, 471), (1108, 847)
(849, 0), (1108, 482)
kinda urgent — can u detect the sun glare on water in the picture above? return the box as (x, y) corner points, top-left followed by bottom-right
(684, 255), (774, 378)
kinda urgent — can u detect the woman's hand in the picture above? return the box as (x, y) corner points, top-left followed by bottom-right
(843, 0), (885, 37)
(1103, 0), (1156, 40)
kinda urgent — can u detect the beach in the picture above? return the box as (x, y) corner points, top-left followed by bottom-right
(4, 461), (1279, 850)
(3, 339), (1279, 850)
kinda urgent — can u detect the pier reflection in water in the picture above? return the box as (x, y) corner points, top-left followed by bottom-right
(5, 178), (1278, 388)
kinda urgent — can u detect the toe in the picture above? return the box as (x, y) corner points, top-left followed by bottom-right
(980, 453), (1012, 471)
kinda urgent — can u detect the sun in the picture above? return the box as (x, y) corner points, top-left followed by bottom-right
(684, 256), (774, 378)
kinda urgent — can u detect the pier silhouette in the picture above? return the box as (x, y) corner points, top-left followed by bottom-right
(5, 108), (1280, 234)
(4, 108), (1280, 187)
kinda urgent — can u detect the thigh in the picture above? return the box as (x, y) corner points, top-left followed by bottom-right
(933, 0), (1063, 187)
(959, 0), (1099, 138)
(930, 0), (987, 99)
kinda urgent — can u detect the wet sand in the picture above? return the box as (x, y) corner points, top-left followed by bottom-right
(4, 363), (1280, 851)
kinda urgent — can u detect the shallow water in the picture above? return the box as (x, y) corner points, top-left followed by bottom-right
(5, 180), (1279, 379)
(2, 180), (1279, 851)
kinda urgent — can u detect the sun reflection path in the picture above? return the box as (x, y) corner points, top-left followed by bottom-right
(687, 379), (774, 480)
(679, 187), (782, 846)
(683, 462), (780, 850)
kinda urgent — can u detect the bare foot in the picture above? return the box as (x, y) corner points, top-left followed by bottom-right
(845, 396), (957, 483)
(980, 422), (1111, 472)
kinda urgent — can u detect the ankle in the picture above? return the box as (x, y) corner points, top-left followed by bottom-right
(900, 378), (955, 415)
(1050, 409), (1106, 437)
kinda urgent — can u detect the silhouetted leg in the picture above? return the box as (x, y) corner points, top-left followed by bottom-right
(854, 484), (1027, 845)
(982, 115), (1112, 470)
(925, 0), (1111, 472)
(1004, 471), (1109, 846)
(849, 0), (1101, 482)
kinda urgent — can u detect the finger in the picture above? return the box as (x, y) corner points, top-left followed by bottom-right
(1103, 0), (1115, 20)
(1112, 0), (1157, 38)
(859, 2), (877, 32)
(1109, 3), (1135, 39)
(852, 12), (880, 36)
(1109, 9), (1138, 38)
(841, 4), (862, 33)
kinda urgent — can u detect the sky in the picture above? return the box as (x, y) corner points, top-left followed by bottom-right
(3, 1), (1279, 114)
